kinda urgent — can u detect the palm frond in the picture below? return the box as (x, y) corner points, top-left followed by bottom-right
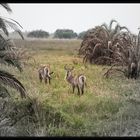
(0, 17), (9, 36)
(0, 34), (11, 50)
(112, 32), (121, 42)
(7, 18), (23, 29)
(0, 38), (23, 72)
(109, 19), (117, 31)
(0, 70), (26, 98)
(0, 3), (12, 13)
(92, 43), (102, 56)
(3, 57), (23, 72)
(138, 30), (140, 47)
(120, 26), (130, 33)
(101, 23), (108, 31)
(3, 18), (24, 39)
(111, 24), (121, 37)
(0, 36), (23, 71)
(0, 53), (23, 72)
(0, 84), (10, 98)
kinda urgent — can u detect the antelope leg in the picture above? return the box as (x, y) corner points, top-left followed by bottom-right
(48, 77), (51, 84)
(81, 86), (84, 95)
(72, 85), (75, 93)
(45, 78), (48, 84)
(77, 86), (80, 96)
(39, 73), (42, 83)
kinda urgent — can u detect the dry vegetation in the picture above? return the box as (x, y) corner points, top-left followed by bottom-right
(0, 39), (140, 136)
(79, 20), (140, 79)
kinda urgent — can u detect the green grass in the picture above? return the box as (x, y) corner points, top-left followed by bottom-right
(2, 39), (140, 136)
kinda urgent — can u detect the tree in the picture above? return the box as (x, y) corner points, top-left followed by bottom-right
(103, 31), (140, 79)
(54, 29), (77, 39)
(79, 19), (140, 79)
(78, 31), (87, 39)
(0, 4), (26, 98)
(27, 30), (49, 38)
(79, 19), (130, 65)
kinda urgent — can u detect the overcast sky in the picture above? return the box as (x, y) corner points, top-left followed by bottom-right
(0, 3), (140, 34)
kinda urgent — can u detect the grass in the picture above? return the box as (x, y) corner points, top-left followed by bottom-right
(1, 38), (140, 136)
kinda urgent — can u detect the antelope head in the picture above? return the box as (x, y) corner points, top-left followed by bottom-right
(64, 65), (74, 78)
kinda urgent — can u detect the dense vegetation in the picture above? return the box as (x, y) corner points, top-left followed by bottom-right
(0, 4), (26, 98)
(54, 29), (77, 39)
(79, 20), (140, 79)
(27, 30), (49, 38)
(0, 39), (139, 136)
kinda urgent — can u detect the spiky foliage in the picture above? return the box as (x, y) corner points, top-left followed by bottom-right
(0, 3), (24, 39)
(79, 19), (130, 65)
(103, 30), (140, 79)
(0, 70), (26, 98)
(0, 3), (26, 98)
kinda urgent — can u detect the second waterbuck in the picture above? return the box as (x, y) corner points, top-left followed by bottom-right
(38, 64), (53, 84)
(64, 65), (86, 96)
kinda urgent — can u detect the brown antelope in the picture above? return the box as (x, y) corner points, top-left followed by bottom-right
(128, 62), (137, 79)
(64, 65), (86, 95)
(38, 64), (53, 84)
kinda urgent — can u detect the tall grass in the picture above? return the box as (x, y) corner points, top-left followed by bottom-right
(0, 39), (140, 136)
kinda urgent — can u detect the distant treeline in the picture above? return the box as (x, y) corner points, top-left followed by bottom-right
(26, 29), (87, 39)
(27, 30), (49, 38)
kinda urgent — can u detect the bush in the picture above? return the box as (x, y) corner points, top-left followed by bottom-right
(54, 29), (77, 39)
(27, 30), (49, 38)
(78, 31), (87, 39)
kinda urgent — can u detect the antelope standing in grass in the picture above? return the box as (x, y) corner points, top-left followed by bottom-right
(38, 64), (53, 84)
(64, 65), (86, 96)
(128, 62), (138, 79)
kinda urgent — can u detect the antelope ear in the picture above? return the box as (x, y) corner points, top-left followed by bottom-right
(47, 64), (50, 68)
(50, 72), (54, 75)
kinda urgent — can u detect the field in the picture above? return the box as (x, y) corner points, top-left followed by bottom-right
(2, 38), (140, 136)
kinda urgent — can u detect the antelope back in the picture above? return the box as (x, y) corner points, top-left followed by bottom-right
(77, 74), (86, 86)
(38, 65), (50, 78)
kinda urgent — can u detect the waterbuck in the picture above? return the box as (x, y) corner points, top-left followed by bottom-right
(64, 65), (86, 95)
(38, 64), (53, 84)
(128, 62), (137, 79)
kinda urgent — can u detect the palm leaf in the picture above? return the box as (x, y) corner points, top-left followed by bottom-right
(0, 55), (23, 72)
(3, 18), (24, 39)
(101, 23), (108, 31)
(0, 3), (12, 13)
(101, 27), (110, 39)
(7, 18), (23, 29)
(111, 24), (121, 37)
(0, 34), (10, 50)
(3, 57), (23, 72)
(92, 43), (102, 56)
(0, 36), (23, 71)
(0, 17), (9, 36)
(0, 84), (10, 98)
(0, 70), (26, 98)
(109, 19), (117, 31)
(138, 30), (140, 47)
(112, 32), (121, 42)
(120, 26), (130, 33)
